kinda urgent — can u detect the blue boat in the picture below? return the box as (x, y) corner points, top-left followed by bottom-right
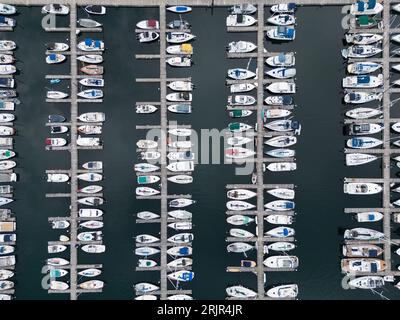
(50, 79), (61, 84)
(167, 6), (192, 13)
(266, 26), (296, 41)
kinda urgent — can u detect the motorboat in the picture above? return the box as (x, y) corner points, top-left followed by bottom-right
(168, 128), (192, 137)
(77, 231), (102, 242)
(168, 221), (192, 230)
(265, 226), (295, 238)
(167, 175), (193, 184)
(136, 295), (158, 300)
(227, 41), (257, 53)
(82, 161), (102, 170)
(266, 284), (298, 298)
(169, 198), (195, 208)
(168, 210), (192, 220)
(0, 4), (16, 15)
(271, 3), (297, 13)
(0, 270), (14, 280)
(51, 220), (69, 229)
(226, 285), (257, 298)
(343, 182), (382, 195)
(77, 54), (103, 64)
(267, 14), (295, 26)
(85, 5), (106, 15)
(138, 259), (157, 268)
(265, 214), (293, 225)
(266, 67), (296, 79)
(166, 32), (196, 44)
(49, 281), (68, 291)
(0, 234), (15, 243)
(266, 53), (295, 67)
(78, 185), (103, 194)
(168, 19), (190, 30)
(137, 175), (160, 184)
(167, 92), (192, 102)
(229, 4), (257, 15)
(78, 19), (102, 28)
(77, 196), (104, 206)
(264, 109), (291, 119)
(341, 45), (382, 58)
(228, 95), (255, 105)
(266, 81), (296, 93)
(166, 44), (193, 55)
(77, 173), (102, 182)
(348, 276), (385, 289)
(0, 65), (15, 77)
(136, 104), (157, 114)
(167, 270), (194, 283)
(392, 122), (400, 133)
(167, 246), (192, 257)
(134, 163), (159, 173)
(267, 188), (295, 200)
(267, 242), (296, 252)
(226, 14), (257, 27)
(41, 4), (69, 15)
(0, 89), (16, 98)
(81, 65), (103, 75)
(78, 89), (103, 99)
(46, 173), (69, 183)
(226, 242), (253, 253)
(168, 140), (193, 149)
(47, 91), (68, 99)
(167, 258), (193, 268)
(226, 200), (255, 211)
(135, 283), (159, 294)
(48, 269), (68, 278)
(265, 119), (300, 133)
(79, 220), (104, 229)
(266, 26), (296, 41)
(78, 269), (102, 277)
(342, 75), (383, 88)
(0, 245), (13, 255)
(167, 81), (193, 91)
(344, 123), (383, 135)
(346, 153), (377, 166)
(343, 244), (383, 257)
(45, 137), (67, 147)
(78, 112), (105, 122)
(226, 136), (253, 146)
(265, 200), (295, 211)
(78, 125), (102, 135)
(45, 53), (66, 65)
(82, 244), (105, 253)
(355, 15), (379, 28)
(226, 215), (254, 226)
(79, 280), (104, 290)
(0, 78), (14, 89)
(0, 55), (14, 67)
(47, 258), (69, 266)
(225, 147), (255, 159)
(46, 42), (69, 52)
(345, 107), (381, 119)
(0, 40), (15, 51)
(0, 126), (13, 136)
(167, 6), (192, 13)
(136, 139), (157, 149)
(265, 148), (295, 158)
(347, 62), (381, 74)
(349, 0), (383, 15)
(356, 211), (383, 222)
(230, 83), (257, 93)
(344, 228), (384, 240)
(266, 162), (296, 172)
(136, 187), (160, 196)
(265, 136), (297, 147)
(345, 33), (383, 45)
(167, 151), (194, 161)
(167, 233), (194, 244)
(135, 247), (160, 256)
(346, 137), (382, 149)
(79, 208), (103, 218)
(137, 31), (159, 43)
(228, 122), (252, 132)
(136, 19), (159, 30)
(227, 189), (257, 200)
(344, 91), (382, 104)
(264, 255), (298, 269)
(227, 68), (256, 80)
(341, 258), (386, 273)
(167, 56), (191, 67)
(77, 39), (104, 52)
(51, 126), (68, 134)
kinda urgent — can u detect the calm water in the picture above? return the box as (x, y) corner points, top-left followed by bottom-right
(3, 6), (399, 300)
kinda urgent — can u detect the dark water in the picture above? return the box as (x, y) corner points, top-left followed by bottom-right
(3, 6), (399, 300)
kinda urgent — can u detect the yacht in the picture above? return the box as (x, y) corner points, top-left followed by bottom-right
(266, 162), (297, 172)
(344, 228), (384, 240)
(226, 14), (257, 27)
(342, 75), (383, 88)
(166, 32), (196, 44)
(227, 41), (257, 53)
(167, 56), (191, 67)
(266, 284), (298, 298)
(41, 4), (69, 15)
(345, 153), (377, 166)
(265, 226), (295, 238)
(266, 81), (296, 93)
(137, 31), (159, 43)
(264, 255), (298, 269)
(346, 33), (383, 44)
(343, 244), (383, 257)
(267, 14), (295, 26)
(136, 104), (157, 114)
(343, 182), (382, 195)
(167, 81), (193, 91)
(226, 200), (255, 211)
(229, 4), (257, 15)
(226, 285), (257, 298)
(346, 137), (382, 149)
(227, 189), (257, 200)
(265, 135), (297, 147)
(166, 44), (193, 55)
(348, 276), (385, 289)
(349, 0), (383, 15)
(266, 26), (296, 41)
(77, 54), (103, 64)
(227, 68), (256, 80)
(345, 123), (383, 135)
(266, 67), (296, 79)
(341, 258), (386, 273)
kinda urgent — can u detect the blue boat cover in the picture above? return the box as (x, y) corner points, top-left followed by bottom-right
(179, 247), (189, 254)
(95, 40), (101, 48)
(283, 228), (289, 236)
(85, 38), (92, 46)
(285, 202), (294, 209)
(278, 53), (285, 63)
(357, 1), (365, 12)
(175, 6), (188, 12)
(0, 16), (5, 23)
(369, 249), (378, 257)
(49, 53), (56, 60)
(357, 75), (370, 83)
(282, 96), (293, 105)
(0, 78), (7, 85)
(371, 263), (377, 273)
(351, 138), (362, 147)
(368, 0), (376, 9)
(288, 3), (296, 10)
(368, 214), (375, 221)
(286, 28), (295, 39)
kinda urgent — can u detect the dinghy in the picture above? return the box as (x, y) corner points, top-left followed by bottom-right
(226, 285), (257, 298)
(226, 14), (257, 27)
(41, 4), (69, 15)
(266, 284), (298, 298)
(137, 31), (159, 43)
(343, 244), (383, 257)
(345, 33), (383, 44)
(344, 228), (384, 240)
(346, 137), (382, 148)
(267, 188), (295, 200)
(266, 26), (295, 41)
(343, 182), (382, 195)
(347, 61), (381, 74)
(226, 215), (254, 226)
(227, 41), (257, 53)
(227, 189), (257, 200)
(227, 68), (256, 80)
(84, 5), (106, 15)
(166, 32), (196, 44)
(227, 200), (255, 211)
(346, 153), (377, 166)
(345, 107), (381, 119)
(267, 14), (295, 26)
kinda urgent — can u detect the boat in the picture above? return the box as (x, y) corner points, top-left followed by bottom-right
(271, 3), (297, 13)
(0, 90), (16, 98)
(78, 112), (105, 123)
(344, 228), (384, 240)
(266, 53), (295, 68)
(135, 295), (157, 300)
(141, 151), (161, 160)
(167, 246), (192, 257)
(341, 45), (382, 58)
(167, 81), (193, 92)
(226, 14), (257, 27)
(226, 200), (255, 211)
(167, 233), (194, 244)
(227, 189), (257, 200)
(46, 42), (69, 52)
(51, 126), (68, 134)
(77, 39), (104, 52)
(46, 173), (69, 183)
(0, 234), (15, 243)
(0, 185), (12, 194)
(0, 160), (14, 171)
(228, 122), (252, 133)
(0, 4), (16, 15)
(77, 89), (103, 99)
(81, 65), (103, 75)
(0, 270), (13, 280)
(77, 173), (102, 182)
(266, 226), (295, 238)
(343, 244), (383, 257)
(267, 188), (295, 200)
(343, 182), (382, 195)
(0, 101), (13, 111)
(78, 269), (102, 277)
(392, 122), (400, 133)
(136, 104), (157, 114)
(41, 4), (69, 15)
(134, 163), (159, 173)
(226, 285), (257, 298)
(226, 242), (253, 253)
(77, 54), (103, 64)
(138, 259), (157, 268)
(166, 32), (196, 44)
(266, 284), (298, 298)
(350, 0), (383, 15)
(166, 43), (193, 55)
(82, 161), (102, 170)
(264, 255), (298, 269)
(266, 81), (296, 93)
(267, 14), (295, 26)
(79, 220), (103, 229)
(0, 54), (14, 65)
(74, 136), (99, 147)
(136, 19), (159, 30)
(48, 114), (66, 123)
(135, 247), (160, 256)
(45, 137), (67, 147)
(166, 92), (192, 102)
(356, 211), (383, 222)
(265, 200), (295, 211)
(168, 210), (192, 220)
(345, 107), (381, 119)
(78, 125), (102, 135)
(78, 185), (103, 194)
(264, 109), (291, 119)
(79, 209), (103, 218)
(169, 128), (192, 137)
(266, 214), (293, 225)
(265, 119), (300, 133)
(167, 6), (192, 13)
(226, 215), (254, 226)
(228, 95), (255, 106)
(346, 153), (377, 166)
(0, 282), (13, 293)
(0, 78), (14, 89)
(0, 65), (15, 75)
(135, 283), (159, 294)
(355, 15), (379, 28)
(50, 281), (68, 291)
(265, 148), (295, 158)
(48, 269), (68, 278)
(344, 91), (383, 104)
(0, 40), (15, 51)
(341, 258), (386, 273)
(227, 41), (257, 53)
(51, 220), (69, 229)
(342, 75), (383, 88)
(77, 196), (104, 206)
(347, 61), (382, 74)
(225, 147), (255, 159)
(346, 33), (383, 45)
(266, 162), (297, 172)
(230, 83), (257, 93)
(137, 175), (160, 184)
(265, 135), (296, 147)
(167, 56), (191, 67)
(348, 276), (385, 289)
(227, 68), (256, 80)
(81, 244), (106, 253)
(168, 20), (190, 29)
(0, 245), (13, 255)
(267, 242), (296, 252)
(167, 258), (193, 268)
(137, 31), (159, 43)
(47, 258), (69, 266)
(47, 91), (68, 99)
(167, 151), (194, 161)
(45, 53), (66, 65)
(169, 198), (195, 208)
(345, 123), (383, 135)
(79, 280), (104, 290)
(48, 245), (67, 254)
(168, 140), (192, 149)
(77, 231), (102, 242)
(85, 5), (106, 15)
(137, 139), (157, 149)
(78, 19), (102, 28)
(226, 136), (253, 146)
(136, 187), (160, 196)
(266, 26), (296, 41)
(168, 271), (194, 282)
(346, 137), (382, 149)
(230, 228), (254, 238)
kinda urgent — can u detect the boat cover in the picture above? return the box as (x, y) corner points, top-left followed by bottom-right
(357, 75), (370, 83)
(148, 19), (157, 27)
(84, 38), (93, 46)
(368, 0), (376, 9)
(288, 3), (296, 10)
(237, 14), (243, 23)
(371, 263), (378, 273)
(0, 16), (5, 23)
(49, 53), (56, 61)
(231, 110), (243, 117)
(282, 96), (293, 105)
(357, 1), (365, 12)
(358, 15), (373, 26)
(369, 249), (378, 257)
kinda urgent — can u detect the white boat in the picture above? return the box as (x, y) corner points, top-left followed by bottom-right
(0, 160), (15, 170)
(77, 54), (103, 64)
(167, 233), (194, 244)
(229, 3), (257, 14)
(169, 198), (195, 208)
(168, 210), (192, 220)
(341, 45), (382, 58)
(135, 283), (159, 294)
(166, 92), (192, 102)
(167, 161), (194, 172)
(265, 148), (295, 158)
(168, 221), (192, 230)
(167, 151), (194, 161)
(0, 270), (14, 280)
(345, 123), (383, 135)
(0, 54), (14, 65)
(84, 5), (106, 15)
(228, 95), (255, 106)
(78, 269), (102, 277)
(227, 189), (256, 200)
(136, 186), (160, 196)
(346, 153), (377, 166)
(135, 295), (157, 300)
(82, 161), (102, 170)
(227, 242), (253, 253)
(45, 137), (67, 147)
(350, 1), (383, 15)
(266, 26), (296, 41)
(346, 107), (381, 119)
(167, 81), (193, 91)
(227, 41), (257, 53)
(227, 200), (255, 211)
(47, 91), (68, 99)
(167, 175), (193, 184)
(136, 19), (159, 30)
(266, 214), (293, 225)
(341, 258), (386, 273)
(392, 122), (400, 133)
(0, 245), (13, 255)
(45, 54), (65, 65)
(138, 259), (157, 268)
(78, 19), (102, 28)
(167, 257), (193, 268)
(266, 226), (295, 238)
(47, 258), (69, 266)
(266, 162), (297, 172)
(346, 137), (382, 149)
(77, 196), (104, 206)
(135, 247), (160, 256)
(167, 56), (191, 67)
(168, 128), (192, 137)
(264, 255), (298, 269)
(79, 78), (104, 87)
(79, 280), (104, 290)
(77, 39), (104, 52)
(166, 44), (193, 55)
(356, 212), (383, 222)
(78, 112), (105, 123)
(134, 163), (159, 173)
(230, 228), (254, 238)
(271, 3), (297, 13)
(265, 135), (297, 147)
(78, 125), (102, 135)
(266, 53), (295, 68)
(46, 42), (69, 52)
(50, 281), (68, 291)
(0, 40), (15, 51)
(78, 185), (103, 194)
(344, 91), (382, 104)
(166, 32), (196, 44)
(41, 4), (69, 15)
(346, 33), (383, 44)
(266, 284), (298, 298)
(137, 31), (159, 43)
(226, 215), (254, 226)
(347, 62), (382, 74)
(0, 65), (15, 75)
(77, 89), (103, 99)
(267, 188), (295, 200)
(226, 136), (253, 146)
(344, 228), (384, 240)
(167, 5), (192, 13)
(226, 285), (257, 298)
(226, 14), (257, 27)
(266, 81), (296, 93)
(137, 139), (157, 149)
(168, 270), (194, 282)
(267, 14), (295, 26)
(264, 109), (291, 119)
(136, 104), (157, 114)
(167, 246), (192, 256)
(343, 244), (383, 257)
(82, 244), (105, 253)
(168, 140), (192, 149)
(51, 220), (69, 229)
(228, 122), (252, 133)
(343, 182), (382, 195)
(348, 276), (385, 289)
(77, 231), (102, 242)
(79, 220), (103, 229)
(77, 173), (102, 182)
(267, 242), (296, 252)
(0, 101), (13, 111)
(79, 208), (103, 218)
(342, 75), (383, 88)
(225, 147), (255, 159)
(77, 136), (101, 147)
(46, 173), (69, 183)
(265, 200), (295, 211)
(51, 126), (68, 134)
(137, 174), (160, 184)
(227, 68), (256, 80)
(0, 4), (16, 15)
(230, 83), (257, 93)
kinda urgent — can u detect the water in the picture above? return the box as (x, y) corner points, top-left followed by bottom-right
(3, 5), (399, 300)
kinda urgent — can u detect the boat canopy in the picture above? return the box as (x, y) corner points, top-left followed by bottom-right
(148, 19), (157, 27)
(357, 75), (370, 83)
(371, 263), (378, 273)
(138, 176), (148, 183)
(282, 96), (293, 104)
(357, 15), (374, 26)
(236, 14), (243, 23)
(181, 43), (193, 54)
(85, 38), (93, 45)
(277, 26), (294, 38)
(175, 104), (190, 112)
(0, 16), (6, 24)
(229, 122), (240, 130)
(368, 0), (376, 9)
(49, 53), (56, 61)
(231, 110), (244, 117)
(288, 3), (296, 10)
